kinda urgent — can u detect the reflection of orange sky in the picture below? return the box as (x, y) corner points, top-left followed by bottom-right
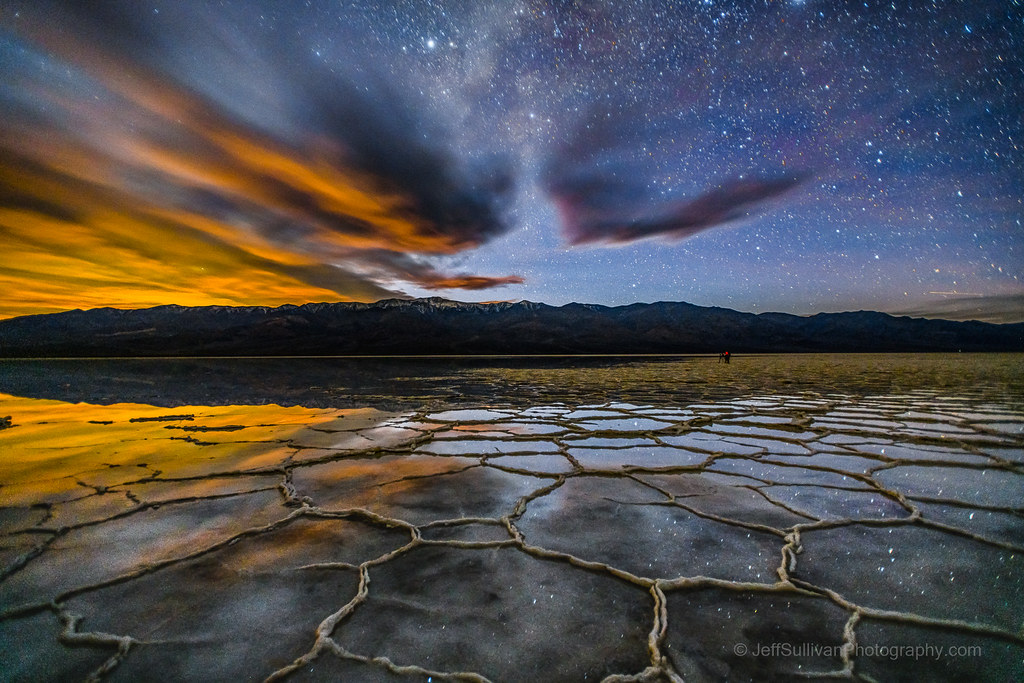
(0, 393), (398, 506)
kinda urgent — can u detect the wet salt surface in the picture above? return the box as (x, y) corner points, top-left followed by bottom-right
(1, 353), (1023, 681)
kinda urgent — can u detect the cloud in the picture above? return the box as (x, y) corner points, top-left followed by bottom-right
(550, 174), (806, 245)
(327, 249), (525, 292)
(543, 109), (806, 245)
(0, 1), (522, 318)
(892, 293), (1024, 324)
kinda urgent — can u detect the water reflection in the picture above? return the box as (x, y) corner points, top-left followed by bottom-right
(1, 355), (1023, 681)
(2, 353), (1022, 410)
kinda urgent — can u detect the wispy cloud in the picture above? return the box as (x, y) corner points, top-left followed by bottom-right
(549, 173), (806, 246)
(541, 109), (806, 246)
(0, 1), (522, 317)
(893, 293), (1024, 324)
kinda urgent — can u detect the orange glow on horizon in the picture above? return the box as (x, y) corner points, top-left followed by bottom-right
(0, 17), (522, 320)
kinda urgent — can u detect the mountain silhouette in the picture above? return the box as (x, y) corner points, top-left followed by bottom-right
(0, 298), (1020, 357)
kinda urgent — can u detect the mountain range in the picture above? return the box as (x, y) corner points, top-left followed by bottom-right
(0, 298), (1021, 357)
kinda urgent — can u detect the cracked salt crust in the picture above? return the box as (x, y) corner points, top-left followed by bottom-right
(1, 361), (1023, 681)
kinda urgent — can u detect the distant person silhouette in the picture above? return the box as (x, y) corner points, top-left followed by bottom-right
(719, 351), (730, 364)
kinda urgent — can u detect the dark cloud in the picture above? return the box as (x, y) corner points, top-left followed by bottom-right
(293, 69), (517, 253)
(0, 0), (522, 314)
(550, 174), (806, 246)
(420, 274), (526, 290)
(543, 108), (807, 245)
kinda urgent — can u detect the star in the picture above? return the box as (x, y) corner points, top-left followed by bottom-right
(0, 0), (1019, 322)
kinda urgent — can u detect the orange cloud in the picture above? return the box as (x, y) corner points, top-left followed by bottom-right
(420, 275), (528, 290)
(0, 5), (522, 319)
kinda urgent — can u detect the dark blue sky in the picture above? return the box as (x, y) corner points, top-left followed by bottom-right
(1, 1), (1021, 321)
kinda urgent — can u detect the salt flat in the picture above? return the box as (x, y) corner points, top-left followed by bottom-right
(0, 354), (1022, 681)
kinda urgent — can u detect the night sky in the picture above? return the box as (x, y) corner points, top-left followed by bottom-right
(1, 0), (1022, 322)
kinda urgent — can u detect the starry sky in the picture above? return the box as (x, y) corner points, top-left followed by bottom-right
(1, 0), (1022, 322)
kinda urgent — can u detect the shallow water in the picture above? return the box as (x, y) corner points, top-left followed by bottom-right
(0, 354), (1022, 681)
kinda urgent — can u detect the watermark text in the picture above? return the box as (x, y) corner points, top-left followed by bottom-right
(732, 641), (982, 661)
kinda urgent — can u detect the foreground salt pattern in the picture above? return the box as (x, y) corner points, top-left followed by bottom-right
(1, 390), (1022, 681)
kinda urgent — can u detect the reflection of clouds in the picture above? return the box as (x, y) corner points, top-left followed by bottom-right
(0, 2), (522, 318)
(4, 376), (1022, 679)
(0, 396), (405, 505)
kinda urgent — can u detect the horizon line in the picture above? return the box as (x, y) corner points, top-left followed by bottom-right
(2, 296), (1022, 325)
